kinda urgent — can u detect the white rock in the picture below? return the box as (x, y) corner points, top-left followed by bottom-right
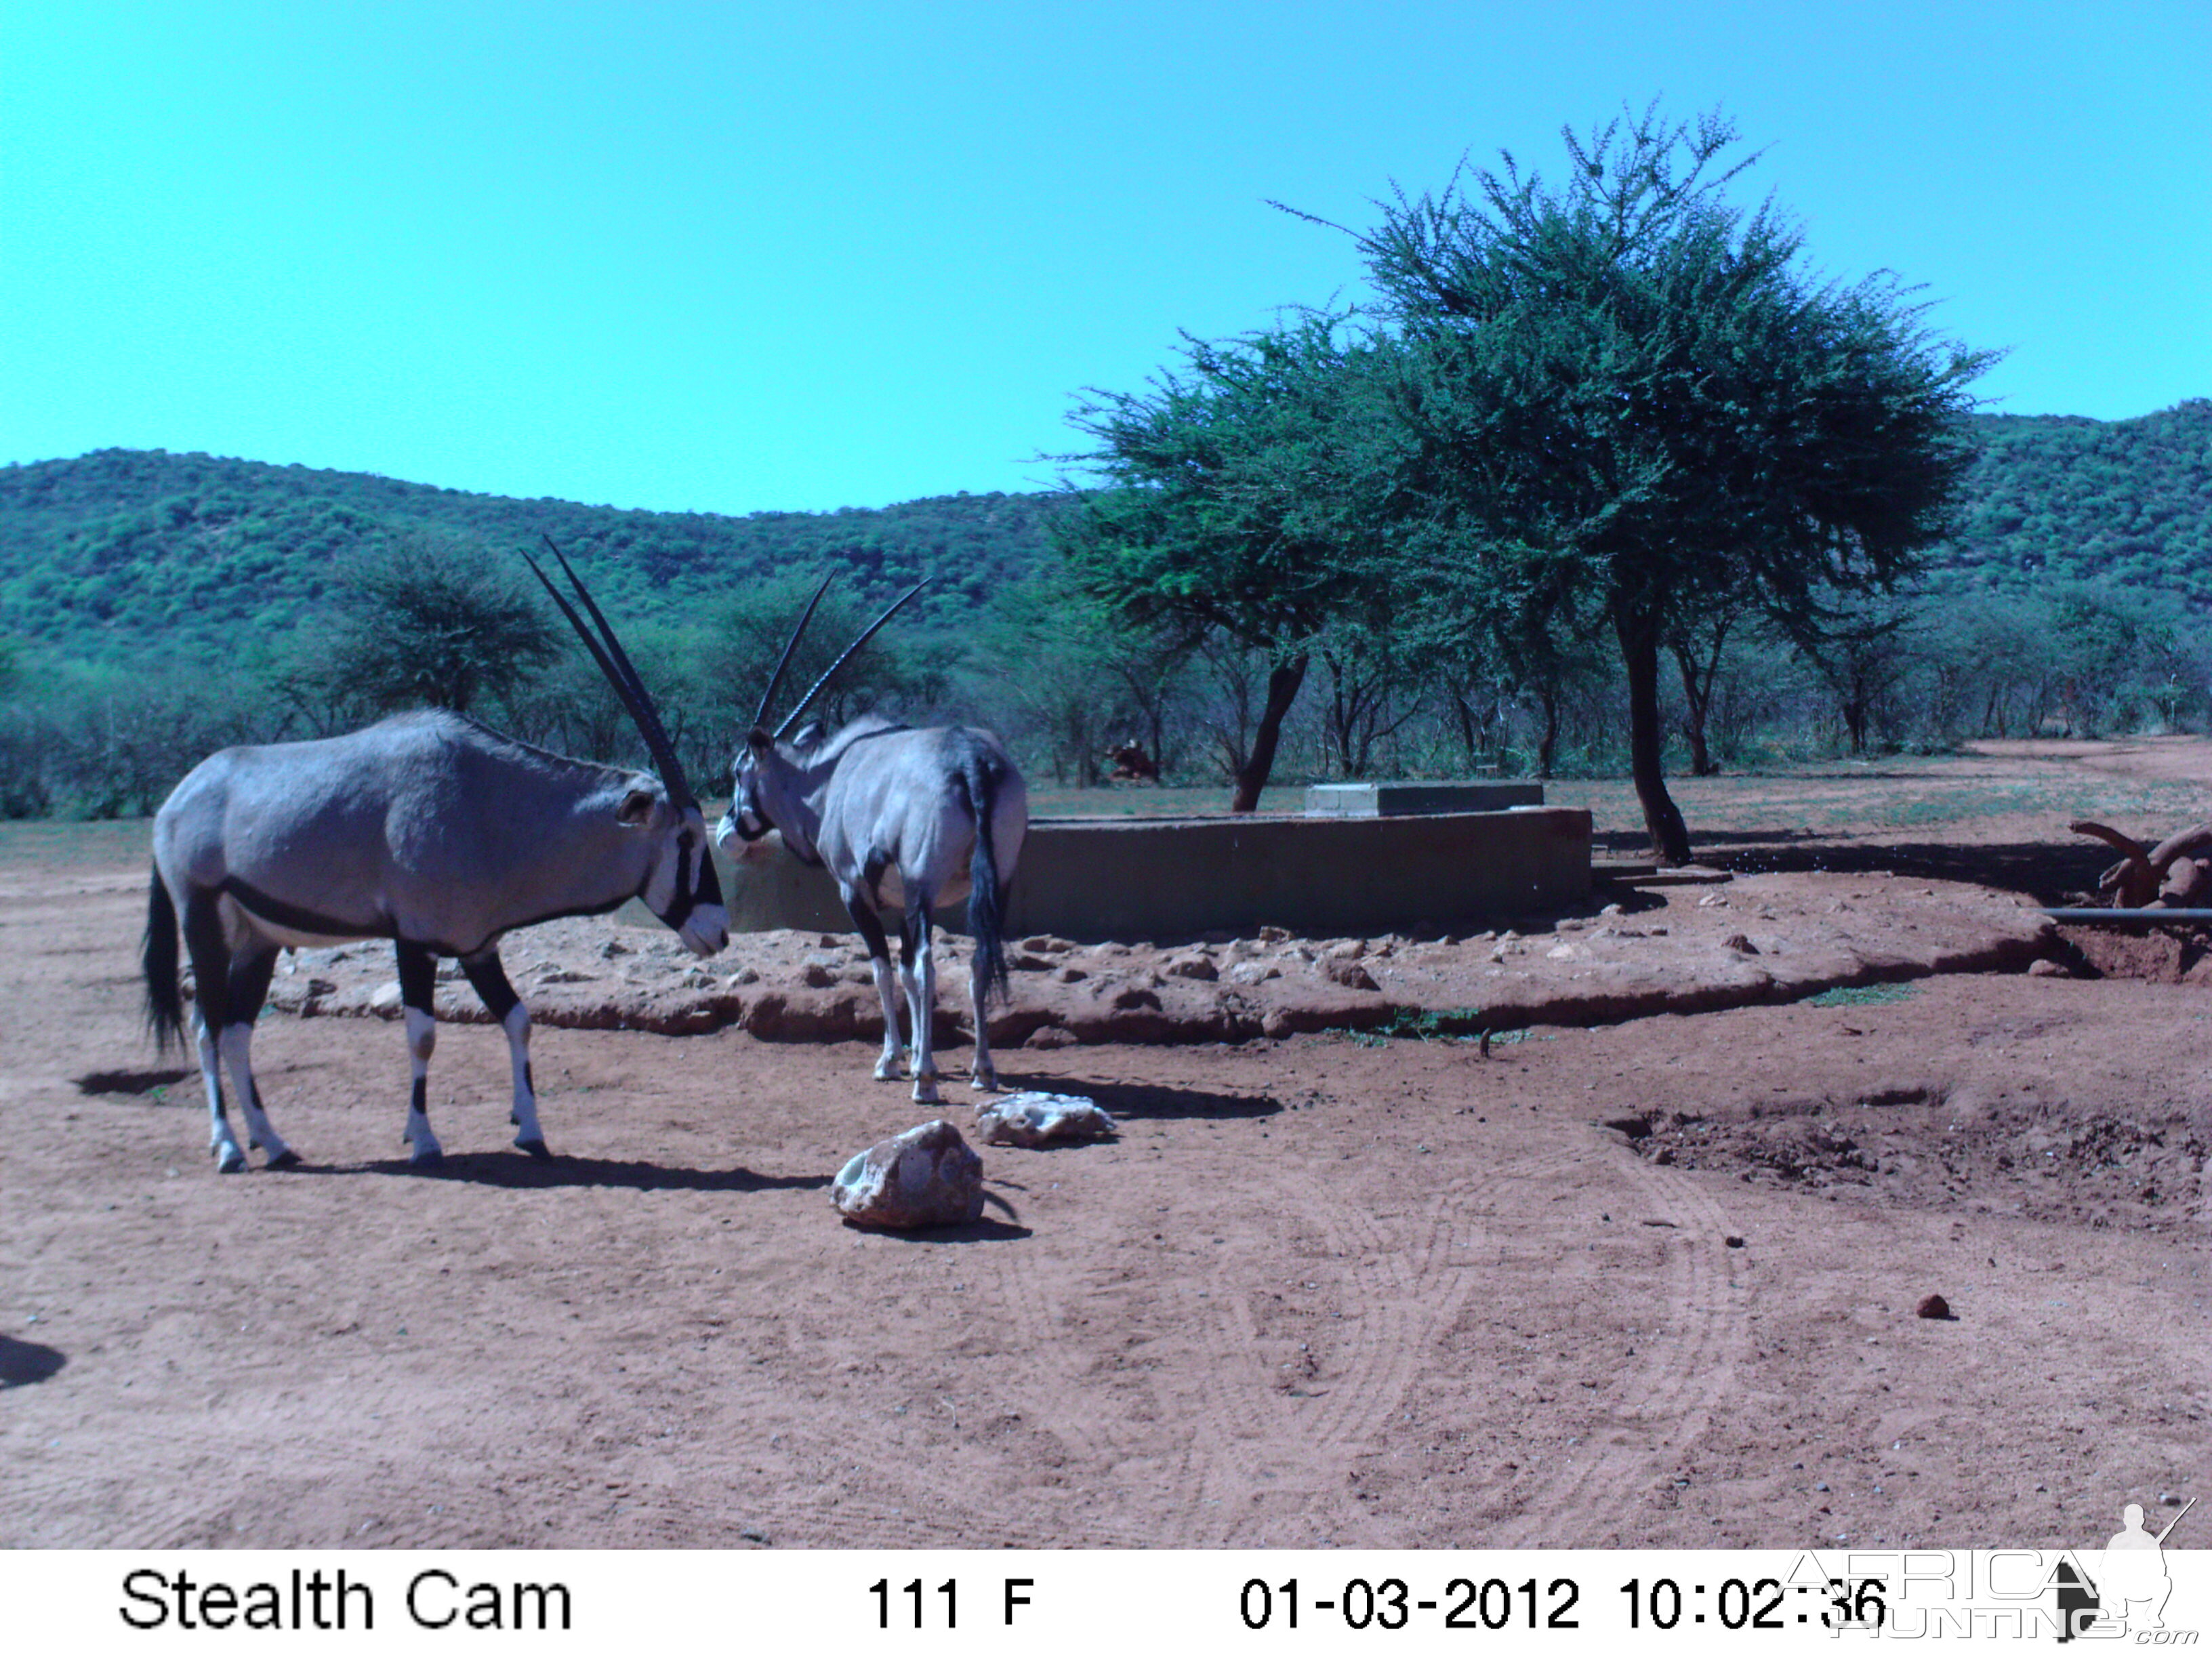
(832, 1121), (985, 1229)
(974, 1092), (1118, 1148)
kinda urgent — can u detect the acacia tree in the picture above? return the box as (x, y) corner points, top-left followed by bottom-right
(1336, 104), (1990, 860)
(688, 568), (934, 743)
(1057, 315), (1408, 811)
(323, 536), (564, 716)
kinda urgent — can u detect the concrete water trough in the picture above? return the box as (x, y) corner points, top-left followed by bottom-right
(1304, 780), (1544, 815)
(722, 790), (1593, 943)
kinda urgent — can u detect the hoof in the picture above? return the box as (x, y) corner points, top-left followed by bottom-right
(409, 1147), (445, 1169)
(970, 1072), (999, 1093)
(216, 1149), (247, 1174)
(874, 1060), (901, 1082)
(265, 1149), (302, 1171)
(912, 1082), (943, 1105)
(514, 1137), (550, 1160)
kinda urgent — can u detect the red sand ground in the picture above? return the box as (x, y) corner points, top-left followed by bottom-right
(2, 741), (2205, 1549)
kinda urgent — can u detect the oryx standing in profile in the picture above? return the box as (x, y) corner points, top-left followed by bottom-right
(716, 580), (1027, 1102)
(143, 541), (728, 1171)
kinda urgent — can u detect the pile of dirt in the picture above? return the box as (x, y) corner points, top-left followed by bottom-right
(2055, 922), (2212, 984)
(258, 871), (2057, 1043)
(1614, 1097), (2209, 1233)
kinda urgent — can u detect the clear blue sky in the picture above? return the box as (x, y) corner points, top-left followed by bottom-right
(3, 2), (2206, 515)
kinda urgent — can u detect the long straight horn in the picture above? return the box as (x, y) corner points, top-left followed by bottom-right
(774, 581), (926, 741)
(754, 572), (835, 730)
(523, 538), (699, 811)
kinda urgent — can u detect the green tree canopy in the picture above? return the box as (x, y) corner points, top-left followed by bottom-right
(1056, 314), (1410, 809)
(1342, 103), (1992, 859)
(321, 536), (565, 716)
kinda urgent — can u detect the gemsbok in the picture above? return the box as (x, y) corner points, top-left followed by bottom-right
(716, 580), (1027, 1102)
(142, 540), (728, 1170)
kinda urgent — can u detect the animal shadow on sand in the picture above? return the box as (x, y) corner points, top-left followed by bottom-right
(1683, 832), (2116, 904)
(310, 1152), (829, 1193)
(1, 1332), (66, 1388)
(73, 1068), (196, 1098)
(986, 1071), (1280, 1123)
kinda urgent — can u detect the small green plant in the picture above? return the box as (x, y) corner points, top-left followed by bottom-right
(1345, 1007), (1490, 1045)
(1805, 981), (1920, 1008)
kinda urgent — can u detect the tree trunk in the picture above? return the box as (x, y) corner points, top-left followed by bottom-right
(1673, 644), (1713, 777)
(1671, 617), (1728, 777)
(1231, 655), (1308, 813)
(1536, 683), (1560, 779)
(1451, 689), (1481, 769)
(1841, 668), (1870, 755)
(1618, 607), (1692, 863)
(1324, 652), (1355, 777)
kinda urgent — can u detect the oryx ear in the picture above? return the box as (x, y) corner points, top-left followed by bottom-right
(746, 725), (774, 755)
(616, 785), (659, 825)
(792, 720), (825, 751)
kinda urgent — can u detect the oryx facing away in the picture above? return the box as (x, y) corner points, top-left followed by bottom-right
(716, 581), (1027, 1102)
(143, 542), (727, 1171)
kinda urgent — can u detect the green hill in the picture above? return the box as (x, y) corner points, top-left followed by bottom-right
(1934, 399), (2212, 602)
(1, 400), (2207, 670)
(0, 447), (1066, 665)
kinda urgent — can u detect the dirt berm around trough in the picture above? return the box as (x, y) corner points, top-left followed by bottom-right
(262, 870), (2055, 1043)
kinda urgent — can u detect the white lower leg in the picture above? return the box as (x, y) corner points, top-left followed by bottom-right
(199, 1023), (245, 1172)
(403, 1008), (443, 1162)
(503, 1003), (543, 1149)
(908, 930), (940, 1103)
(870, 956), (905, 1080)
(220, 1023), (293, 1164)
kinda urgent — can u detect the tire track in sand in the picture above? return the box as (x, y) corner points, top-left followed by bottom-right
(1490, 1147), (1754, 1546)
(1147, 1141), (1592, 1546)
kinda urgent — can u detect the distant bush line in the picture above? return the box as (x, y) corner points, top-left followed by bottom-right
(0, 398), (2206, 821)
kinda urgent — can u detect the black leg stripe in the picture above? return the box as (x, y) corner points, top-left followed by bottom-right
(459, 951), (523, 1024)
(396, 941), (437, 1011)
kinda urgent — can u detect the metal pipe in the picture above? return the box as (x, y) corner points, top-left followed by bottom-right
(2041, 907), (2212, 926)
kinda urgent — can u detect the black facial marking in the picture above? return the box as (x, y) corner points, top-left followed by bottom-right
(650, 820), (725, 934)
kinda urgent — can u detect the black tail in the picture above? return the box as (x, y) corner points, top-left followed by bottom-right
(962, 747), (1012, 1006)
(143, 862), (186, 1053)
